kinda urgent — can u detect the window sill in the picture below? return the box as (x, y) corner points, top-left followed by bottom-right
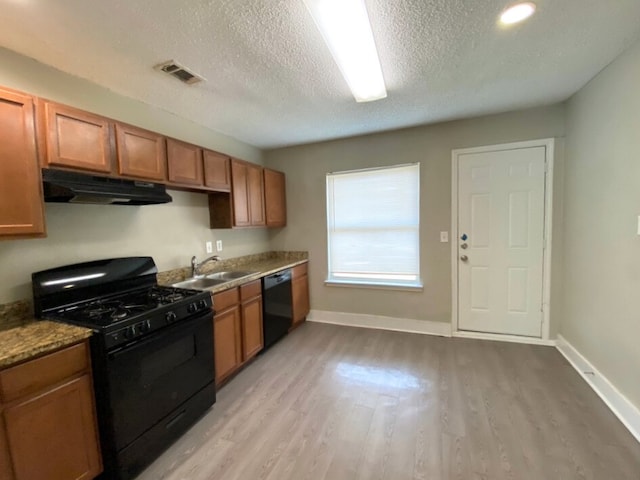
(324, 279), (423, 292)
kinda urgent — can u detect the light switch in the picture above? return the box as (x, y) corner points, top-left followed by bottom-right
(216, 240), (223, 252)
(205, 241), (213, 254)
(637, 216), (640, 235)
(440, 231), (449, 243)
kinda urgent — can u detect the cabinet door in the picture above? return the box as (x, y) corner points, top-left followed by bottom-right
(264, 168), (286, 227)
(292, 273), (310, 325)
(39, 101), (112, 174)
(115, 123), (167, 181)
(0, 89), (45, 237)
(247, 164), (266, 226)
(241, 295), (263, 360)
(203, 151), (231, 191)
(214, 305), (242, 384)
(167, 138), (203, 186)
(4, 375), (102, 480)
(230, 159), (250, 227)
(0, 414), (14, 480)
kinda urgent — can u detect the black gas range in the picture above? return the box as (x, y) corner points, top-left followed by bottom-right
(32, 257), (216, 480)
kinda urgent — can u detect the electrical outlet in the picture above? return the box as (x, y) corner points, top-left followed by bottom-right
(440, 231), (449, 243)
(205, 241), (213, 254)
(216, 240), (223, 252)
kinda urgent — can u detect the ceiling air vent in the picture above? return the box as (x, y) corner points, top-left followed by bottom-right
(154, 60), (205, 85)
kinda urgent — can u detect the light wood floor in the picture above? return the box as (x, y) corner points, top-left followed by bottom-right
(137, 322), (640, 480)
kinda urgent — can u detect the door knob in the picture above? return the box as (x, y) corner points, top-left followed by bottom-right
(460, 255), (468, 262)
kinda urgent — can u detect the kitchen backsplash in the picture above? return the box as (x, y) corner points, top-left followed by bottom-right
(0, 299), (33, 331)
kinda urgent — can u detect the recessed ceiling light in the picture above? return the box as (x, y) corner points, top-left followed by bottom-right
(303, 0), (387, 103)
(500, 2), (536, 25)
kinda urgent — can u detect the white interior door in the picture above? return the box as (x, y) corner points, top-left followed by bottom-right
(457, 146), (546, 337)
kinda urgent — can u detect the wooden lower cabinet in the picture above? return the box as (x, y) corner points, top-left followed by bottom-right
(292, 262), (310, 325)
(240, 281), (263, 360)
(213, 280), (264, 385)
(0, 341), (102, 480)
(213, 304), (242, 383)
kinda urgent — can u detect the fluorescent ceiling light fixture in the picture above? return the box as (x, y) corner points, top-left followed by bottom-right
(500, 2), (536, 25)
(303, 0), (387, 102)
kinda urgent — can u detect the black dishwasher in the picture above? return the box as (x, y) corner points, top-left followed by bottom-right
(262, 269), (293, 349)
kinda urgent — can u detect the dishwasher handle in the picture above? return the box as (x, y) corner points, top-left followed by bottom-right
(263, 269), (292, 289)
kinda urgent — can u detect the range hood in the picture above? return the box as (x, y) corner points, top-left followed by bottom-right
(42, 168), (172, 205)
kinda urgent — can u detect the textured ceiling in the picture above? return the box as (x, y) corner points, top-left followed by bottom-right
(1, 0), (639, 149)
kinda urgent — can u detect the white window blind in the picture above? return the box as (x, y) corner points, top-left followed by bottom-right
(326, 163), (421, 287)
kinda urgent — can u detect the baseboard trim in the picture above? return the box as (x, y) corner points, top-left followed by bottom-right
(452, 330), (557, 346)
(556, 335), (640, 444)
(307, 310), (452, 337)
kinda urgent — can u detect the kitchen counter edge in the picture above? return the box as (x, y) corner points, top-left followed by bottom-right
(0, 320), (93, 370)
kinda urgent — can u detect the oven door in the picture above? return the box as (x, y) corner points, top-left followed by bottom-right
(106, 311), (214, 451)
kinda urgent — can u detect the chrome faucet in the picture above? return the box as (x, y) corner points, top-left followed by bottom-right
(191, 255), (221, 277)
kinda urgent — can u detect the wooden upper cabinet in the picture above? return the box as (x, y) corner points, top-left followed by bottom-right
(210, 159), (269, 229)
(115, 123), (167, 181)
(0, 89), (45, 238)
(167, 138), (203, 186)
(203, 150), (231, 191)
(38, 100), (112, 173)
(247, 163), (266, 226)
(230, 159), (251, 227)
(264, 168), (286, 227)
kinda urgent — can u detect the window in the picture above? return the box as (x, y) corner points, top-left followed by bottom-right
(326, 163), (421, 288)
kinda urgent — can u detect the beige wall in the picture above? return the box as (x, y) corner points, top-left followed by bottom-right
(0, 48), (269, 304)
(265, 105), (566, 325)
(563, 39), (640, 407)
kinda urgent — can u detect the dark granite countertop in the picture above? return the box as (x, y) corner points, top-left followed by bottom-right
(0, 251), (308, 369)
(157, 251), (309, 294)
(0, 319), (93, 369)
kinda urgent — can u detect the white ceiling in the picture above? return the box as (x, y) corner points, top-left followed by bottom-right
(1, 0), (640, 149)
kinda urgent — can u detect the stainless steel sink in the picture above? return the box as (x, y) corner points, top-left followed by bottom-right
(205, 271), (257, 281)
(172, 277), (228, 290)
(172, 271), (257, 291)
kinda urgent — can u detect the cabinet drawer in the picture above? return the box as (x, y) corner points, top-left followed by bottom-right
(291, 262), (308, 279)
(0, 341), (89, 403)
(240, 279), (261, 301)
(213, 287), (240, 312)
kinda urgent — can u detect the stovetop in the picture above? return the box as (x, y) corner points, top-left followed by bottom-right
(52, 286), (203, 327)
(33, 257), (215, 349)
(44, 284), (213, 350)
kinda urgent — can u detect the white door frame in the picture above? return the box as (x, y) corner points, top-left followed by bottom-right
(451, 138), (555, 344)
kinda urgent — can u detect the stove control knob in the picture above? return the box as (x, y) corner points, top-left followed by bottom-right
(198, 300), (208, 310)
(124, 325), (136, 339)
(139, 320), (151, 333)
(188, 303), (198, 313)
(166, 311), (177, 323)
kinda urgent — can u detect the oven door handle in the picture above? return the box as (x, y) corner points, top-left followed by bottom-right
(108, 310), (213, 359)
